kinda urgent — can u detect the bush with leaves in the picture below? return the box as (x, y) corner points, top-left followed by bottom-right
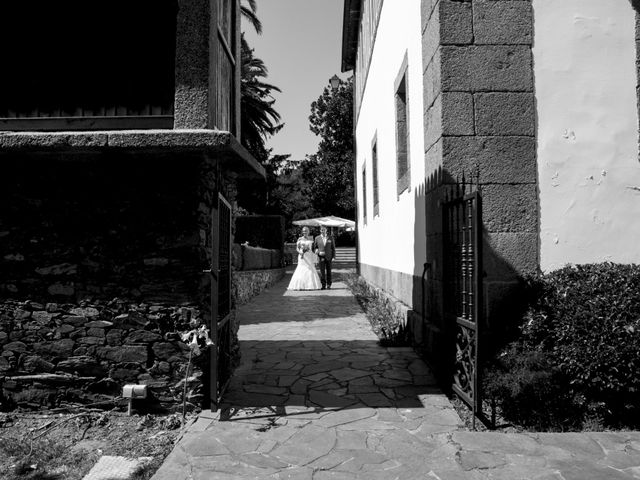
(485, 263), (640, 430)
(345, 274), (409, 346)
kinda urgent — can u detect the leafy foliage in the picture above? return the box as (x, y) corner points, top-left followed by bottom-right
(240, 36), (283, 161)
(235, 153), (320, 241)
(345, 274), (410, 346)
(240, 0), (262, 34)
(484, 347), (585, 431)
(301, 77), (355, 219)
(485, 263), (640, 430)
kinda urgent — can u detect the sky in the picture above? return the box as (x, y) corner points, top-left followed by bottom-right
(243, 0), (346, 161)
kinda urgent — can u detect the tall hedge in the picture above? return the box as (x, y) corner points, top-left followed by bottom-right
(235, 215), (284, 250)
(485, 263), (640, 430)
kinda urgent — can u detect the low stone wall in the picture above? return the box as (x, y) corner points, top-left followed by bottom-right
(0, 299), (210, 411)
(232, 244), (282, 271)
(359, 277), (412, 328)
(233, 268), (285, 306)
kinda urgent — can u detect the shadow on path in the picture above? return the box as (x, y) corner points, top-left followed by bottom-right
(220, 271), (451, 419)
(151, 263), (640, 480)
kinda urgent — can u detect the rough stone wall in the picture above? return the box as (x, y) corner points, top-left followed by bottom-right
(0, 301), (204, 410)
(0, 152), (234, 410)
(173, 0), (211, 129)
(232, 269), (286, 307)
(0, 154), (208, 302)
(421, 0), (538, 368)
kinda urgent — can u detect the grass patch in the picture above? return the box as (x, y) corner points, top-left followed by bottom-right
(0, 410), (186, 479)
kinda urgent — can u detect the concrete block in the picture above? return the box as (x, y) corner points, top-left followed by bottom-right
(440, 0), (473, 45)
(422, 7), (441, 69)
(473, 1), (533, 45)
(424, 278), (445, 331)
(424, 95), (443, 151)
(442, 92), (474, 135)
(0, 132), (108, 151)
(422, 0), (441, 33)
(481, 184), (538, 233)
(484, 279), (524, 330)
(173, 0), (211, 129)
(425, 137), (443, 177)
(173, 87), (209, 129)
(443, 136), (537, 184)
(83, 455), (152, 480)
(441, 45), (533, 92)
(474, 92), (535, 136)
(422, 50), (442, 109)
(484, 232), (538, 279)
(426, 227), (445, 260)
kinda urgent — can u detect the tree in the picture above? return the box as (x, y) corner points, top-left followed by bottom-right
(240, 36), (283, 162)
(240, 0), (262, 34)
(302, 77), (355, 219)
(238, 0), (282, 162)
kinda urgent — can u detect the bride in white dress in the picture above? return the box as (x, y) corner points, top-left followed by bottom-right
(287, 227), (322, 290)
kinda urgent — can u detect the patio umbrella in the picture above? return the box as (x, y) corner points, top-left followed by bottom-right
(291, 218), (323, 227)
(292, 215), (355, 228)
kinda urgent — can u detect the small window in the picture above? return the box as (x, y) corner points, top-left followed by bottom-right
(362, 165), (368, 225)
(395, 55), (410, 196)
(372, 137), (379, 217)
(0, 0), (177, 131)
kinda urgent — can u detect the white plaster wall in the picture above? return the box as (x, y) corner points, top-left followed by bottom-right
(534, 0), (640, 271)
(355, 0), (425, 278)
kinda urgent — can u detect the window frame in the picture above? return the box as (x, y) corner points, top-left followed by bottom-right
(394, 52), (411, 197)
(0, 0), (177, 131)
(372, 133), (380, 217)
(362, 163), (368, 225)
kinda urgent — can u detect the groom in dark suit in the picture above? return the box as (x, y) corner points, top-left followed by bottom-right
(314, 226), (336, 289)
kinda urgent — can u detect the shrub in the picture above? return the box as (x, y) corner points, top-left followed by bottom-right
(485, 263), (640, 430)
(344, 274), (410, 346)
(484, 346), (587, 430)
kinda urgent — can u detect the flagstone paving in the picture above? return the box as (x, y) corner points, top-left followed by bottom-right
(152, 270), (640, 479)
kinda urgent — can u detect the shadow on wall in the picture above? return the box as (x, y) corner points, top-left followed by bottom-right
(410, 166), (533, 384)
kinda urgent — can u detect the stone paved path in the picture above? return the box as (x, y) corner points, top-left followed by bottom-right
(152, 270), (640, 480)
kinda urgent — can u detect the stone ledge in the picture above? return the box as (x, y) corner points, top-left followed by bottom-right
(0, 129), (265, 178)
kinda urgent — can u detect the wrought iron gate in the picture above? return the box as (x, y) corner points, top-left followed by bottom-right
(442, 179), (483, 426)
(210, 193), (232, 411)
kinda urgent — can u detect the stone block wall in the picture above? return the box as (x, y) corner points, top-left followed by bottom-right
(0, 151), (237, 410)
(421, 0), (538, 368)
